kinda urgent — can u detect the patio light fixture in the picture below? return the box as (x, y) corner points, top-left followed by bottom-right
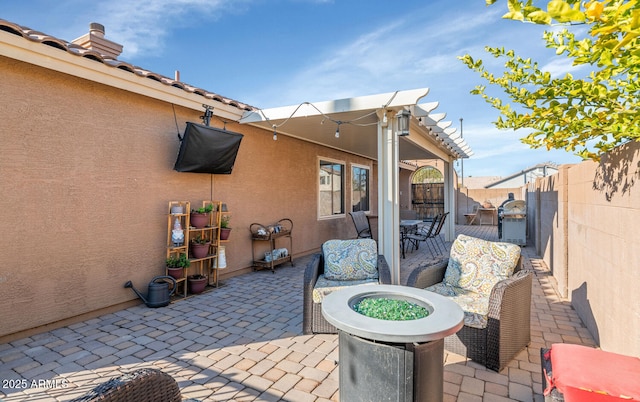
(335, 121), (341, 138)
(200, 104), (214, 127)
(396, 109), (411, 136)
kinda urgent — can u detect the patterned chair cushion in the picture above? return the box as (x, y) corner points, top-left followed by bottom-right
(426, 282), (490, 329)
(322, 239), (379, 281)
(312, 275), (378, 303)
(443, 234), (520, 296)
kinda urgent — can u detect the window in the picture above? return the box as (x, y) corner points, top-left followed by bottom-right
(352, 165), (370, 212)
(319, 159), (345, 217)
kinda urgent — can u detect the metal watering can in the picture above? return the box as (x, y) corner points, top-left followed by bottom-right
(124, 276), (176, 308)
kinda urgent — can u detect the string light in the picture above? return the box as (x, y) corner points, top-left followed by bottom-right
(240, 92), (401, 141)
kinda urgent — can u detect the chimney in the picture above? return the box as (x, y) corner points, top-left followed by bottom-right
(72, 23), (123, 59)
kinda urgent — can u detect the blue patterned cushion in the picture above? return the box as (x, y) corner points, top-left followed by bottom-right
(426, 282), (490, 329)
(322, 239), (379, 281)
(443, 234), (520, 296)
(312, 275), (378, 303)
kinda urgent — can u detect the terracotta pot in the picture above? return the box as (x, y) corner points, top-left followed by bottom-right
(190, 212), (209, 229)
(187, 275), (207, 294)
(220, 228), (232, 240)
(166, 267), (184, 280)
(190, 242), (210, 259)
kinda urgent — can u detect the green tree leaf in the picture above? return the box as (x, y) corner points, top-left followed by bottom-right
(461, 0), (640, 160)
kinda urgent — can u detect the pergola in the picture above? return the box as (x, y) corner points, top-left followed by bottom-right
(240, 88), (473, 284)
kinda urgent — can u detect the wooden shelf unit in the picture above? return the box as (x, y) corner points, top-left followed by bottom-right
(196, 201), (229, 288)
(166, 201), (190, 298)
(166, 200), (230, 297)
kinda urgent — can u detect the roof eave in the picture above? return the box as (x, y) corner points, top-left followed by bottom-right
(0, 23), (249, 121)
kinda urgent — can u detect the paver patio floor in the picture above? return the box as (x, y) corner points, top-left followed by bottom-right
(0, 225), (596, 401)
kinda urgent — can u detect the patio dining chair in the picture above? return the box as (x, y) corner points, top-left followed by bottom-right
(405, 213), (441, 253)
(424, 211), (449, 257)
(349, 211), (372, 239)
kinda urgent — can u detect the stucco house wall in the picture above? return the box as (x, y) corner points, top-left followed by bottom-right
(0, 54), (377, 339)
(399, 168), (413, 210)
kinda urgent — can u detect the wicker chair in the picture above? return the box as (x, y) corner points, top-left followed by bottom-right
(406, 236), (532, 372)
(303, 239), (391, 334)
(70, 368), (182, 402)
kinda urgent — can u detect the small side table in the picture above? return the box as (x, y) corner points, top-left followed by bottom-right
(477, 207), (496, 225)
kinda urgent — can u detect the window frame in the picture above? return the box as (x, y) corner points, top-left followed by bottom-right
(350, 163), (371, 213)
(318, 157), (346, 220)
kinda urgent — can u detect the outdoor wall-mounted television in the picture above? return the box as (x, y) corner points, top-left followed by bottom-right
(173, 122), (243, 174)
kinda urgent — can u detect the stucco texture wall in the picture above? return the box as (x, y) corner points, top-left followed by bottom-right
(0, 56), (377, 339)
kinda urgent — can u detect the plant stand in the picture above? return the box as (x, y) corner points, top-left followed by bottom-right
(166, 201), (190, 298)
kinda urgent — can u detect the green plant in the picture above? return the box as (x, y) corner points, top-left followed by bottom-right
(353, 298), (429, 321)
(166, 254), (190, 268)
(220, 214), (231, 228)
(192, 204), (214, 214)
(460, 0), (640, 160)
(191, 234), (210, 245)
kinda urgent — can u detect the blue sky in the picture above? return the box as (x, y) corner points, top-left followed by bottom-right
(2, 0), (585, 178)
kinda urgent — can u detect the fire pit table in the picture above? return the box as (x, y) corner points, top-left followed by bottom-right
(322, 284), (464, 402)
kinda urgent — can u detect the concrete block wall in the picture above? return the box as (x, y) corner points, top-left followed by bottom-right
(564, 143), (639, 356)
(528, 142), (639, 357)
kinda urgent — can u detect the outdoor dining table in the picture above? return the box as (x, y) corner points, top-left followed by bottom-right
(400, 219), (423, 258)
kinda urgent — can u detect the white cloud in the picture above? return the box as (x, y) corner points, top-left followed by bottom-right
(541, 57), (586, 78)
(250, 3), (526, 108)
(91, 0), (237, 57)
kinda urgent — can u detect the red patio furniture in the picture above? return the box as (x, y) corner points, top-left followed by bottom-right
(541, 343), (640, 402)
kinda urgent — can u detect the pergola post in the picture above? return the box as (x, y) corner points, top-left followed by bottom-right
(377, 109), (401, 285)
(444, 159), (456, 242)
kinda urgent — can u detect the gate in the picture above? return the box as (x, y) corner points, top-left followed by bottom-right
(411, 183), (444, 220)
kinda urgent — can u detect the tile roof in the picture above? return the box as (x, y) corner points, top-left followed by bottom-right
(0, 18), (256, 112)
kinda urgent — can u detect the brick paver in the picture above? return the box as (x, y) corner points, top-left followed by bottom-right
(0, 225), (595, 401)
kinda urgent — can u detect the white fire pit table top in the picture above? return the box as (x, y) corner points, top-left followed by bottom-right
(322, 284), (464, 343)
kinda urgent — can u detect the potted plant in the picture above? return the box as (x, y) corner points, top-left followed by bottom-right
(190, 204), (213, 229)
(165, 254), (190, 279)
(190, 235), (210, 259)
(187, 274), (207, 294)
(220, 214), (232, 240)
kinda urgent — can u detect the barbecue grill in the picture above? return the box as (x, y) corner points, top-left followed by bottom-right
(498, 198), (526, 245)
